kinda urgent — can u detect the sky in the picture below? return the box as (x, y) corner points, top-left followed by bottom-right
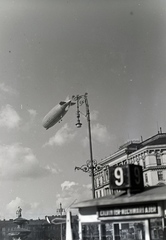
(0, 0), (166, 220)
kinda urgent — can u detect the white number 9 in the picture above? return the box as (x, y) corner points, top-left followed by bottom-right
(114, 167), (124, 186)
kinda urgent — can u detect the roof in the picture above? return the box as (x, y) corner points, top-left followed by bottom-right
(100, 132), (166, 165)
(73, 185), (166, 209)
(140, 133), (166, 147)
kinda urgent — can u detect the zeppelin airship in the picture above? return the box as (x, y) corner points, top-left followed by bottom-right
(42, 100), (75, 130)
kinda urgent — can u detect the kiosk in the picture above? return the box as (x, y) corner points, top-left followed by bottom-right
(73, 165), (166, 240)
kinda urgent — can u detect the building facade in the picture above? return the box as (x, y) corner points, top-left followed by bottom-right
(0, 215), (78, 240)
(94, 132), (166, 198)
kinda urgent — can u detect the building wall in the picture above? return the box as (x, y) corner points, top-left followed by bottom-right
(0, 216), (78, 240)
(94, 134), (166, 198)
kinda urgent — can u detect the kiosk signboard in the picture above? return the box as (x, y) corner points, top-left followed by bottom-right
(98, 204), (158, 218)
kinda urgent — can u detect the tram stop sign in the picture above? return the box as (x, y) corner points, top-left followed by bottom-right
(109, 164), (144, 193)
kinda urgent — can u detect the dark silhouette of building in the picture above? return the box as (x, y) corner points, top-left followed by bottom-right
(0, 215), (78, 240)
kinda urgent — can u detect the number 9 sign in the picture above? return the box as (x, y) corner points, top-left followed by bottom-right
(114, 167), (124, 186)
(109, 164), (144, 192)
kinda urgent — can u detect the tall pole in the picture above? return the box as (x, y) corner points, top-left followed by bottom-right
(74, 93), (107, 199)
(74, 93), (95, 199)
(84, 94), (95, 199)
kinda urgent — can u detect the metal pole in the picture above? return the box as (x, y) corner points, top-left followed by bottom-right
(61, 223), (63, 240)
(84, 94), (95, 199)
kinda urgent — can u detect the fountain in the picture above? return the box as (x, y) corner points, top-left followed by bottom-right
(8, 207), (31, 240)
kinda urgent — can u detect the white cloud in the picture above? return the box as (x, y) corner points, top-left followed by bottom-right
(0, 83), (17, 95)
(83, 123), (110, 146)
(0, 143), (58, 180)
(21, 108), (38, 131)
(44, 123), (76, 147)
(90, 110), (99, 121)
(56, 181), (92, 210)
(82, 136), (88, 147)
(6, 197), (42, 219)
(91, 123), (110, 143)
(0, 104), (21, 129)
(28, 109), (37, 118)
(45, 163), (62, 174)
(61, 181), (78, 191)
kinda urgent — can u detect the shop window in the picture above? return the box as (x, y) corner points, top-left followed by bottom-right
(82, 223), (99, 240)
(100, 221), (145, 240)
(150, 218), (163, 240)
(101, 223), (113, 240)
(157, 171), (163, 181)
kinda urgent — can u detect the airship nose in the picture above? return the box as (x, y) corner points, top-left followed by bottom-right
(42, 116), (48, 128)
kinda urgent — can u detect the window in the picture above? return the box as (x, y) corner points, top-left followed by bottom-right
(105, 169), (109, 182)
(145, 173), (148, 183)
(143, 160), (146, 169)
(94, 178), (97, 188)
(82, 223), (99, 240)
(156, 153), (161, 165)
(96, 177), (99, 188)
(95, 191), (98, 198)
(157, 171), (163, 181)
(98, 176), (102, 186)
(105, 187), (110, 196)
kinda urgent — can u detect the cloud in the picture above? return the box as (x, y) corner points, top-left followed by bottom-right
(45, 163), (62, 174)
(5, 197), (42, 219)
(91, 123), (110, 143)
(0, 104), (21, 129)
(28, 109), (37, 118)
(0, 83), (17, 95)
(61, 181), (78, 191)
(21, 108), (38, 131)
(44, 123), (76, 147)
(0, 143), (58, 180)
(55, 181), (92, 210)
(90, 110), (99, 121)
(83, 123), (110, 146)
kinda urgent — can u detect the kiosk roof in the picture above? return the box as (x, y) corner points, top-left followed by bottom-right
(73, 185), (166, 208)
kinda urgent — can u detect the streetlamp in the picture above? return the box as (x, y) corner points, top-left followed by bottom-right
(72, 93), (105, 199)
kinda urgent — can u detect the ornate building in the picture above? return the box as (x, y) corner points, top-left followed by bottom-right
(94, 131), (166, 198)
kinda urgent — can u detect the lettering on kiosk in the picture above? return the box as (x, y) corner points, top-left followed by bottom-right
(99, 204), (158, 217)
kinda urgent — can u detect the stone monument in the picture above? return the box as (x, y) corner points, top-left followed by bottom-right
(8, 207), (31, 240)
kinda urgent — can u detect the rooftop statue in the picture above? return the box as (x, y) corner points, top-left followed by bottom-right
(16, 206), (22, 218)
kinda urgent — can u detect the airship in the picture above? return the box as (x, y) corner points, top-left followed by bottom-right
(42, 100), (75, 130)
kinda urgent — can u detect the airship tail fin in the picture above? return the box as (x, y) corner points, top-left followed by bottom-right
(70, 102), (76, 106)
(59, 101), (66, 105)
